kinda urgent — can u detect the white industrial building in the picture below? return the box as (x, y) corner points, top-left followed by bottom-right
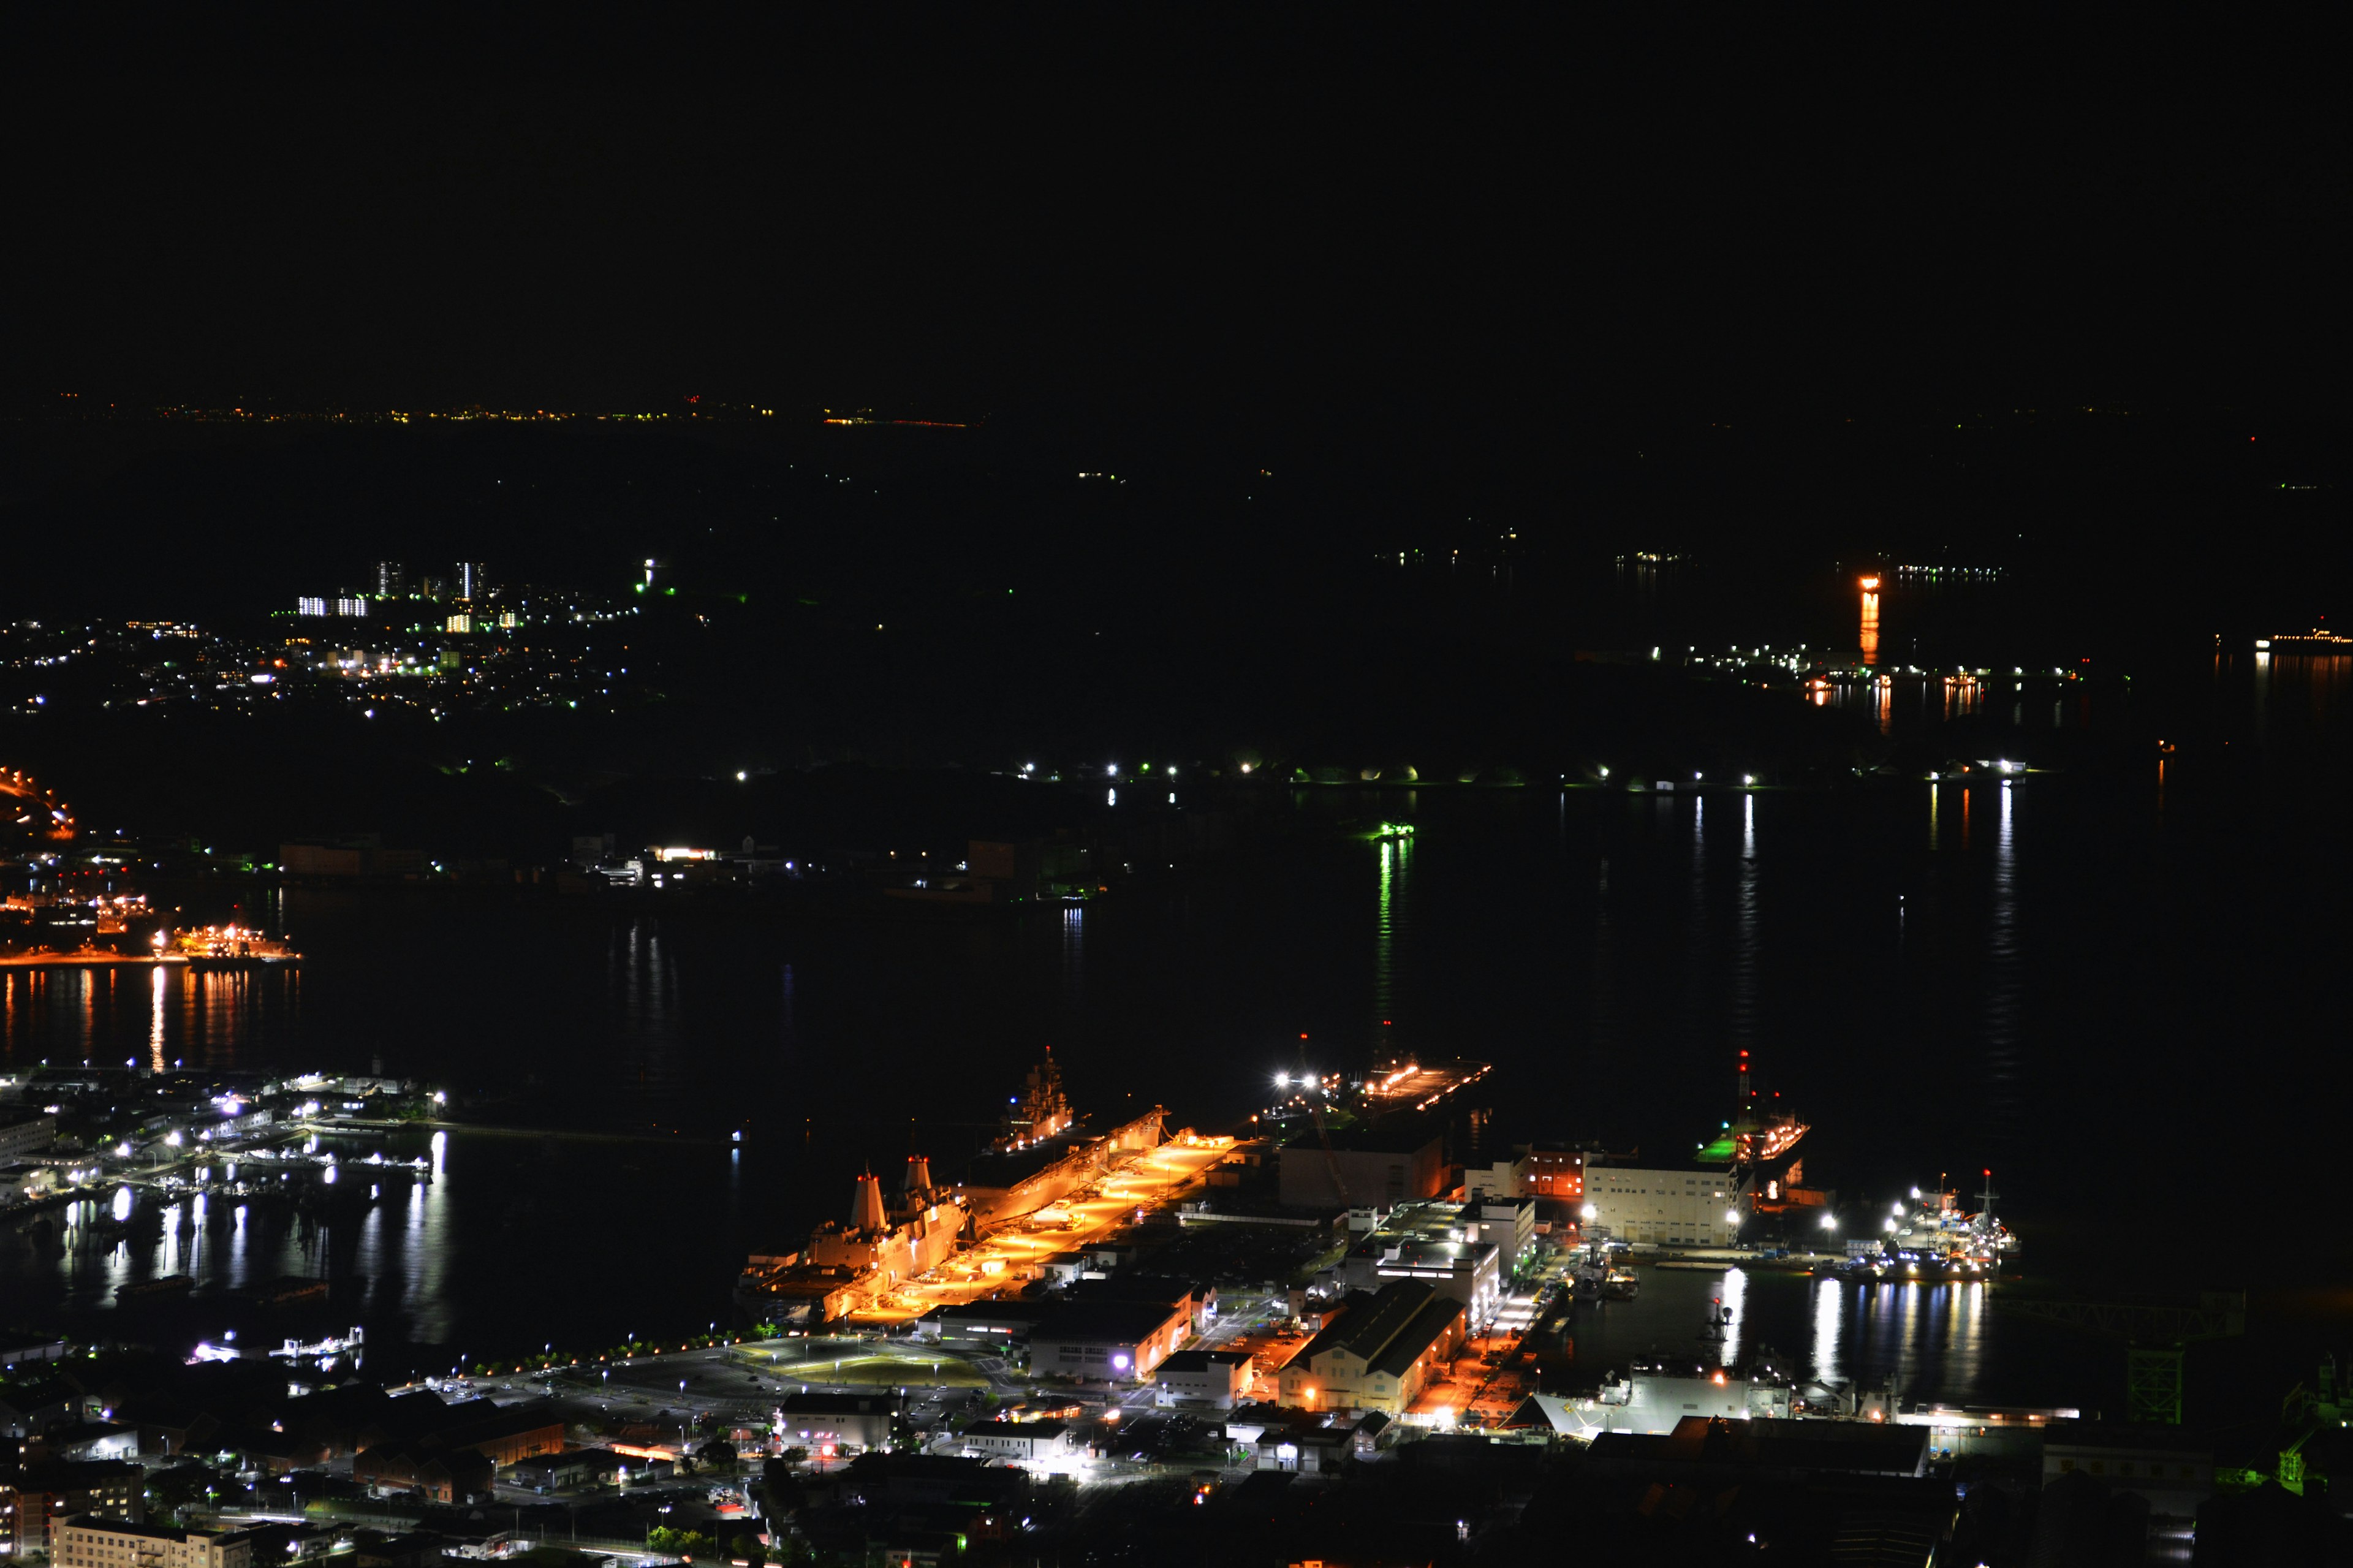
(958, 1419), (1078, 1464)
(1153, 1349), (1254, 1409)
(1582, 1166), (1744, 1248)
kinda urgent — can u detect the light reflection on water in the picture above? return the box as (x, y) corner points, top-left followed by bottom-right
(1980, 782), (2023, 1142)
(1, 964), (299, 1070)
(1718, 1265), (1746, 1367)
(1582, 1267), (2012, 1410)
(1810, 1276), (1844, 1388)
(2, 667), (2346, 1387)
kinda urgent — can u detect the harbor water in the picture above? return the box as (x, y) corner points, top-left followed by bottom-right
(3, 652), (2349, 1434)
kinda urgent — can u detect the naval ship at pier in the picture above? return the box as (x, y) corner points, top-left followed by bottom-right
(735, 1050), (1164, 1323)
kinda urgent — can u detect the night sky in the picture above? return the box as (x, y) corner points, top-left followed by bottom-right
(10, 23), (2344, 447)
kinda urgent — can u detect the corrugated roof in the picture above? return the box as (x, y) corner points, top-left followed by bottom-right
(1367, 1295), (1465, 1378)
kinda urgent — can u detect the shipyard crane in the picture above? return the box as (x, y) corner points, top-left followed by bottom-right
(2000, 1290), (2245, 1425)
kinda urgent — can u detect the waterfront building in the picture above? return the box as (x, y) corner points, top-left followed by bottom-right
(1276, 1121), (1448, 1210)
(2040, 1422), (2213, 1526)
(1591, 1369), (1796, 1433)
(1276, 1279), (1465, 1416)
(1582, 1165), (1746, 1248)
(54, 1520), (251, 1568)
(1523, 1143), (1586, 1200)
(0, 1111), (58, 1161)
(1461, 1197), (1536, 1272)
(1333, 1233), (1500, 1328)
(1026, 1300), (1192, 1384)
(1464, 1155), (1531, 1200)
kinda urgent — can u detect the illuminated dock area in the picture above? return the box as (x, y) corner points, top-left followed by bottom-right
(1356, 1059), (1491, 1120)
(850, 1135), (1235, 1325)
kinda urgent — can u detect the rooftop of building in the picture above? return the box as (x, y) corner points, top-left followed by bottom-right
(1351, 1235), (1498, 1271)
(1366, 1295), (1466, 1379)
(1297, 1280), (1437, 1367)
(2040, 1420), (2216, 1454)
(1059, 1276), (1202, 1309)
(508, 1447), (621, 1470)
(1027, 1300), (1190, 1344)
(1256, 1425), (1354, 1448)
(1295, 1118), (1445, 1155)
(8, 1458), (142, 1487)
(1586, 1164), (1743, 1183)
(1156, 1349), (1252, 1373)
(60, 1518), (254, 1546)
(926, 1298), (1055, 1324)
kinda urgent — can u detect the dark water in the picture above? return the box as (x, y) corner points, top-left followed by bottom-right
(4, 651), (2350, 1431)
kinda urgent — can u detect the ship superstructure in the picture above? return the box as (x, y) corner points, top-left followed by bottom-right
(804, 1155), (968, 1286)
(1881, 1170), (2018, 1270)
(1729, 1048), (1808, 1165)
(740, 1055), (1166, 1323)
(997, 1048), (1075, 1149)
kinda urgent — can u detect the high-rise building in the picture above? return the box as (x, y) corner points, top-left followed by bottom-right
(374, 562), (406, 597)
(458, 561), (491, 600)
(420, 574), (449, 598)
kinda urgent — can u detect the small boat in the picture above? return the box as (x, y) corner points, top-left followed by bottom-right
(1602, 1265), (1640, 1301)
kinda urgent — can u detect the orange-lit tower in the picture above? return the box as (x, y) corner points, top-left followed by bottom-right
(851, 1170), (887, 1231)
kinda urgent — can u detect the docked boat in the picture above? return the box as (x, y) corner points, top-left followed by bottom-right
(117, 1273), (195, 1302)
